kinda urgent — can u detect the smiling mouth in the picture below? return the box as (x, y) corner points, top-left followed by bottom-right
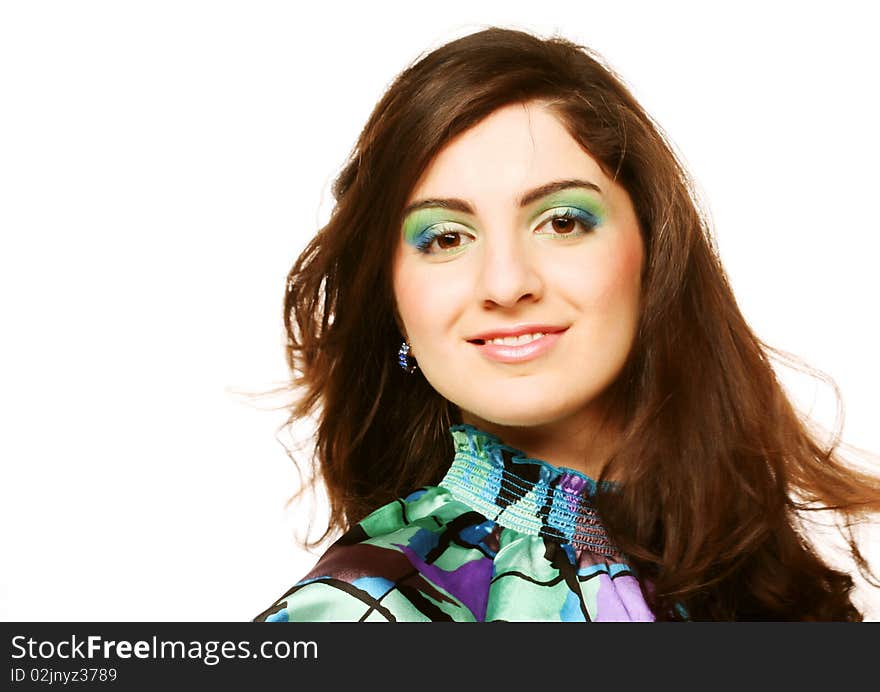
(467, 329), (568, 363)
(467, 328), (568, 347)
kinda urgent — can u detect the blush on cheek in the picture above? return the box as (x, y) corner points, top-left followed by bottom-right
(593, 232), (644, 306)
(620, 232), (645, 292)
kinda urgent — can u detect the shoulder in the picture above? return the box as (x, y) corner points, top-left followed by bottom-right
(254, 575), (412, 622)
(254, 486), (481, 622)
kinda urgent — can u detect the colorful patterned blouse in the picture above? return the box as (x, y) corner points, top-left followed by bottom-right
(255, 423), (655, 622)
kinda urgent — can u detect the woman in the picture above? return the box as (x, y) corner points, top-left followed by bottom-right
(254, 27), (880, 621)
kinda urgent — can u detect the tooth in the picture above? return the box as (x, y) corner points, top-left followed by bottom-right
(487, 332), (545, 346)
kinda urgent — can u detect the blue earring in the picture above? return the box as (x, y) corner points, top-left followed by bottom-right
(398, 340), (418, 373)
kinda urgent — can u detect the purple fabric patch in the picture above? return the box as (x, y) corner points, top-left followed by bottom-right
(396, 544), (493, 621)
(595, 573), (655, 622)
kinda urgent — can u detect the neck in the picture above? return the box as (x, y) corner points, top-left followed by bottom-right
(459, 404), (622, 481)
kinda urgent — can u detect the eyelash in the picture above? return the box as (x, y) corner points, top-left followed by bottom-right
(413, 207), (600, 255)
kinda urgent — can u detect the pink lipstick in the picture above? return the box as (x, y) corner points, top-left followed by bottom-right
(466, 325), (568, 364)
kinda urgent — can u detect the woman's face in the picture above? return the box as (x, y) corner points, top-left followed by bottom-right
(392, 101), (644, 430)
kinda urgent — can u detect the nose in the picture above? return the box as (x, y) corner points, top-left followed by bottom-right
(475, 232), (544, 309)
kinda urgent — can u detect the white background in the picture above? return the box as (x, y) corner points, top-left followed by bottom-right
(2, 1), (878, 621)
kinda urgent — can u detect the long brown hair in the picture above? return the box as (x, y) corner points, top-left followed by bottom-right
(265, 26), (880, 620)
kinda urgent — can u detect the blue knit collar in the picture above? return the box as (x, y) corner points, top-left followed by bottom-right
(438, 423), (621, 557)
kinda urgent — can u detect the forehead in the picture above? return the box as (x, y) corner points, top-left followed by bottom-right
(405, 101), (608, 205)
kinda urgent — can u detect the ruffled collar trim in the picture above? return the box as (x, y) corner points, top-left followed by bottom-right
(438, 423), (621, 557)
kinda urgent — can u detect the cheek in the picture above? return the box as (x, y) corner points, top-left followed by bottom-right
(559, 234), (643, 313)
(393, 263), (464, 343)
(605, 235), (643, 306)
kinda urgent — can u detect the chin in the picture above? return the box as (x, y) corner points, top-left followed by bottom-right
(468, 403), (575, 429)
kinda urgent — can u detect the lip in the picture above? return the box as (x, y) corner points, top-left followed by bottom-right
(465, 323), (569, 342)
(468, 328), (568, 364)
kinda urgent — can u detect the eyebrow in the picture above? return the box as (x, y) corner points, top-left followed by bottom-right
(402, 178), (603, 218)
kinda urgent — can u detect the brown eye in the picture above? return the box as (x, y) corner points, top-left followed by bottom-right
(436, 232), (462, 250)
(537, 208), (599, 239)
(417, 228), (475, 255)
(550, 217), (576, 234)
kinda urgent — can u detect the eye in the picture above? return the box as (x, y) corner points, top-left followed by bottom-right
(413, 225), (475, 255)
(535, 207), (600, 238)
